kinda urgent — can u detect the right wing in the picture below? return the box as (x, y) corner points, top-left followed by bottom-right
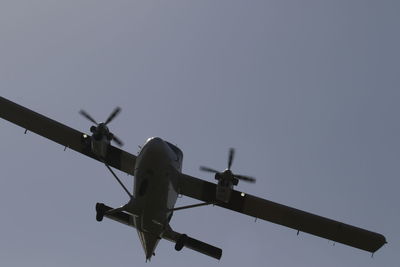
(178, 172), (387, 253)
(0, 96), (136, 175)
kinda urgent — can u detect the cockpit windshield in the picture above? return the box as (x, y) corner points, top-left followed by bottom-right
(165, 141), (183, 161)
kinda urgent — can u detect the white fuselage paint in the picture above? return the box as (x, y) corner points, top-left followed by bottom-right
(124, 137), (182, 260)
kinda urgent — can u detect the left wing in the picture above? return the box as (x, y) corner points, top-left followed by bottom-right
(178, 172), (386, 253)
(0, 96), (136, 175)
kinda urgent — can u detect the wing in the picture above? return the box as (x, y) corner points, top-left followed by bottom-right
(0, 96), (136, 175)
(178, 173), (386, 253)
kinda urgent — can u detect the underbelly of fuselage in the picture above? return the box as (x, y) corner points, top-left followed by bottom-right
(129, 137), (181, 258)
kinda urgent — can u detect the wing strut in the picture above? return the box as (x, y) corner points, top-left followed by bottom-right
(105, 164), (132, 198)
(169, 202), (214, 211)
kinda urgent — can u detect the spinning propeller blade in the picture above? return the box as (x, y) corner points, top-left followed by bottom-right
(112, 135), (124, 147)
(200, 166), (220, 173)
(105, 107), (121, 125)
(79, 110), (98, 125)
(234, 174), (256, 183)
(228, 148), (234, 170)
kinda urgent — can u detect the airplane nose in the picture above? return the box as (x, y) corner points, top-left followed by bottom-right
(145, 137), (163, 145)
(142, 137), (168, 157)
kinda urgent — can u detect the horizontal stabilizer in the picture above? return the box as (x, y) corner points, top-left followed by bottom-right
(98, 203), (222, 259)
(100, 204), (133, 227)
(162, 227), (222, 260)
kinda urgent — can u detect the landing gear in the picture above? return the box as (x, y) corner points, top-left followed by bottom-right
(96, 203), (106, 222)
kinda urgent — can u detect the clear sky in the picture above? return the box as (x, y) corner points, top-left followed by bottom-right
(0, 1), (398, 266)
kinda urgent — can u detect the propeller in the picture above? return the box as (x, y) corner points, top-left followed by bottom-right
(104, 107), (121, 125)
(228, 148), (234, 170)
(79, 107), (124, 147)
(199, 166), (220, 173)
(79, 110), (98, 125)
(200, 148), (256, 184)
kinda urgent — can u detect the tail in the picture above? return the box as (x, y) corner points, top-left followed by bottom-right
(162, 225), (222, 260)
(96, 203), (222, 260)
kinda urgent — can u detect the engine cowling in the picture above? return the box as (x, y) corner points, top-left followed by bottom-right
(90, 134), (111, 159)
(79, 107), (123, 159)
(216, 178), (234, 203)
(200, 148), (255, 203)
(89, 123), (112, 159)
(214, 169), (239, 203)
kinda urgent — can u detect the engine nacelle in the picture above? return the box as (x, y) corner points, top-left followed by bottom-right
(90, 136), (110, 159)
(216, 178), (238, 203)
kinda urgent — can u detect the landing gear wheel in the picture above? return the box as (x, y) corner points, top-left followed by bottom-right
(95, 203), (106, 222)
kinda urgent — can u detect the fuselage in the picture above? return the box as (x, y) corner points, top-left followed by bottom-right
(125, 137), (183, 260)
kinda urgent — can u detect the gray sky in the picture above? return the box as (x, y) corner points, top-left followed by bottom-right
(0, 1), (398, 266)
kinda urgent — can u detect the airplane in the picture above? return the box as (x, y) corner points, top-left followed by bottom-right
(0, 96), (386, 261)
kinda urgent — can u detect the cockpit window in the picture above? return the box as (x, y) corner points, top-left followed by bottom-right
(166, 141), (183, 161)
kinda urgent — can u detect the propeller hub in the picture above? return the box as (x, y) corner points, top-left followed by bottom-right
(79, 107), (123, 147)
(223, 169), (233, 175)
(97, 123), (109, 133)
(92, 123), (110, 140)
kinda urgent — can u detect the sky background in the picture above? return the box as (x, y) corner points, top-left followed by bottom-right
(0, 1), (399, 266)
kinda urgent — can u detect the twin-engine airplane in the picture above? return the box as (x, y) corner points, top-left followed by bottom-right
(0, 96), (386, 261)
